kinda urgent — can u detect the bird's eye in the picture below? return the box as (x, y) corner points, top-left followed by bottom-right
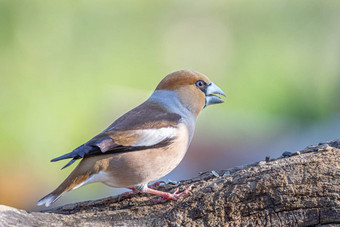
(195, 80), (205, 89)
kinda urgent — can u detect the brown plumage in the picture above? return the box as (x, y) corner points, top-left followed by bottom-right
(37, 70), (226, 207)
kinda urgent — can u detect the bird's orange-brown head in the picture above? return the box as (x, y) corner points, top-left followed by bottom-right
(156, 70), (226, 116)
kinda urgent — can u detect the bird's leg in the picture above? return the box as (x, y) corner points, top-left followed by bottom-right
(118, 187), (140, 200)
(118, 181), (165, 200)
(121, 181), (165, 196)
(145, 185), (193, 203)
(148, 181), (165, 189)
(126, 187), (139, 194)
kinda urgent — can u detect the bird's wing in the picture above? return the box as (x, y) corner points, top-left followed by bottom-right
(51, 101), (182, 169)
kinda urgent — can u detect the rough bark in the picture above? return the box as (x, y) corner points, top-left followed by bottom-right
(1, 139), (339, 227)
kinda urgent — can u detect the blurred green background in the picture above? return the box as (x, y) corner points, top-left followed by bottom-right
(1, 0), (339, 210)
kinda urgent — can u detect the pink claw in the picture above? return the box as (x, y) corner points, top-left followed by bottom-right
(147, 185), (193, 203)
(119, 184), (193, 203)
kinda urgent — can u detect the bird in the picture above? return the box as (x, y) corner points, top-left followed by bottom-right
(37, 70), (226, 207)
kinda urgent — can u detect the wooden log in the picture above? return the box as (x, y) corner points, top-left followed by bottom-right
(1, 139), (339, 226)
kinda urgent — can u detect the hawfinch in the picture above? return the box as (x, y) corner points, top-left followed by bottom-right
(37, 70), (225, 207)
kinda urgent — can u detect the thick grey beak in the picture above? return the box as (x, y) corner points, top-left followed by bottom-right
(205, 82), (226, 107)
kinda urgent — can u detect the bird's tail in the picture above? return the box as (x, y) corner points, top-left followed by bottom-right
(37, 191), (62, 207)
(37, 160), (97, 207)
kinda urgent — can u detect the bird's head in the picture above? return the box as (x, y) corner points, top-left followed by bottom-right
(156, 70), (226, 116)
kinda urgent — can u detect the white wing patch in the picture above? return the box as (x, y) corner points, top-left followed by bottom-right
(133, 127), (177, 147)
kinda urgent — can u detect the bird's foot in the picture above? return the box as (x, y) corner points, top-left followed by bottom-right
(118, 181), (165, 201)
(146, 185), (193, 203)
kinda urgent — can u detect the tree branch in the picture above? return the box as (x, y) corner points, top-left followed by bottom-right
(1, 139), (339, 226)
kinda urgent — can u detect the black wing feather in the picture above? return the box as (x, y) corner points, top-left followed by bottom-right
(51, 144), (100, 169)
(51, 137), (174, 169)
